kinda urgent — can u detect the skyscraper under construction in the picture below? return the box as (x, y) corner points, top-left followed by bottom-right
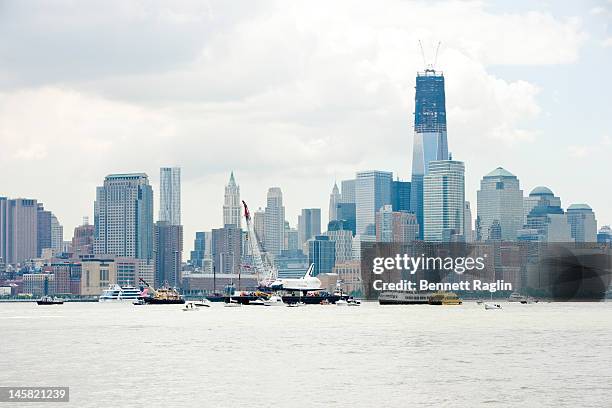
(410, 68), (448, 238)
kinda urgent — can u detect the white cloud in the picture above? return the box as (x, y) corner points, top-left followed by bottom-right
(567, 145), (590, 158)
(0, 0), (590, 249)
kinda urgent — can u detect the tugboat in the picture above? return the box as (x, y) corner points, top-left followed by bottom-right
(139, 278), (185, 305)
(36, 295), (64, 305)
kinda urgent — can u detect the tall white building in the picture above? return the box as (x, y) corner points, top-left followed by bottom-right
(328, 182), (341, 222)
(50, 215), (63, 252)
(567, 204), (597, 242)
(223, 172), (242, 230)
(253, 208), (265, 249)
(298, 208), (321, 248)
(264, 187), (285, 256)
(355, 170), (393, 235)
(423, 160), (465, 242)
(159, 167), (181, 225)
(326, 228), (353, 263)
(464, 201), (474, 243)
(340, 179), (356, 203)
(476, 167), (523, 241)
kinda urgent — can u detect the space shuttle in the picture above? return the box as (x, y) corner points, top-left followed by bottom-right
(270, 263), (323, 292)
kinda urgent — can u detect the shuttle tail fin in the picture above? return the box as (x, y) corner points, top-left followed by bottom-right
(305, 263), (315, 278)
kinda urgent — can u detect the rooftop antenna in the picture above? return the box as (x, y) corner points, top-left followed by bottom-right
(418, 39), (427, 69)
(433, 41), (441, 70)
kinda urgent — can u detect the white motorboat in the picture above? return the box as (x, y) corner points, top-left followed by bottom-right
(484, 303), (502, 310)
(508, 292), (527, 303)
(286, 301), (306, 307)
(194, 299), (211, 307)
(182, 302), (198, 311)
(263, 294), (284, 307)
(347, 298), (361, 306)
(335, 299), (348, 306)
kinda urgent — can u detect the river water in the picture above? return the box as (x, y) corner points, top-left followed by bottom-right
(1, 301), (611, 407)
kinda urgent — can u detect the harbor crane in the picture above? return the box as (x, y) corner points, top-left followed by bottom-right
(242, 200), (278, 287)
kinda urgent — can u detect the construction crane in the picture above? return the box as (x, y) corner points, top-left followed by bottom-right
(138, 277), (157, 296)
(242, 200), (277, 287)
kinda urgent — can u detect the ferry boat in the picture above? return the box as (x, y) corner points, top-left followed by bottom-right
(429, 291), (462, 305)
(378, 291), (430, 305)
(36, 295), (64, 305)
(99, 284), (142, 302)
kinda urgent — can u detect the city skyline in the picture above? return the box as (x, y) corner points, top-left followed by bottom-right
(0, 1), (610, 254)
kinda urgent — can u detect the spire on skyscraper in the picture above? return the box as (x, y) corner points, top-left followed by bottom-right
(223, 172), (241, 230)
(329, 181), (341, 223)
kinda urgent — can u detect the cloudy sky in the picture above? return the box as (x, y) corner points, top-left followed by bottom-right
(0, 0), (611, 252)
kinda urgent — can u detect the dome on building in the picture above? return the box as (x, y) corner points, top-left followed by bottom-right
(484, 167), (515, 178)
(530, 186), (554, 196)
(567, 203), (592, 211)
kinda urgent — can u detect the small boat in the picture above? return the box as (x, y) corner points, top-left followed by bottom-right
(263, 294), (284, 307)
(508, 292), (526, 303)
(248, 298), (268, 306)
(224, 298), (242, 308)
(484, 303), (502, 310)
(132, 299), (146, 306)
(347, 298), (361, 306)
(286, 302), (306, 307)
(335, 299), (348, 306)
(36, 296), (64, 305)
(194, 299), (211, 307)
(182, 302), (198, 311)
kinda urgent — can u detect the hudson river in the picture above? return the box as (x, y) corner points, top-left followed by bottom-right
(1, 301), (611, 407)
